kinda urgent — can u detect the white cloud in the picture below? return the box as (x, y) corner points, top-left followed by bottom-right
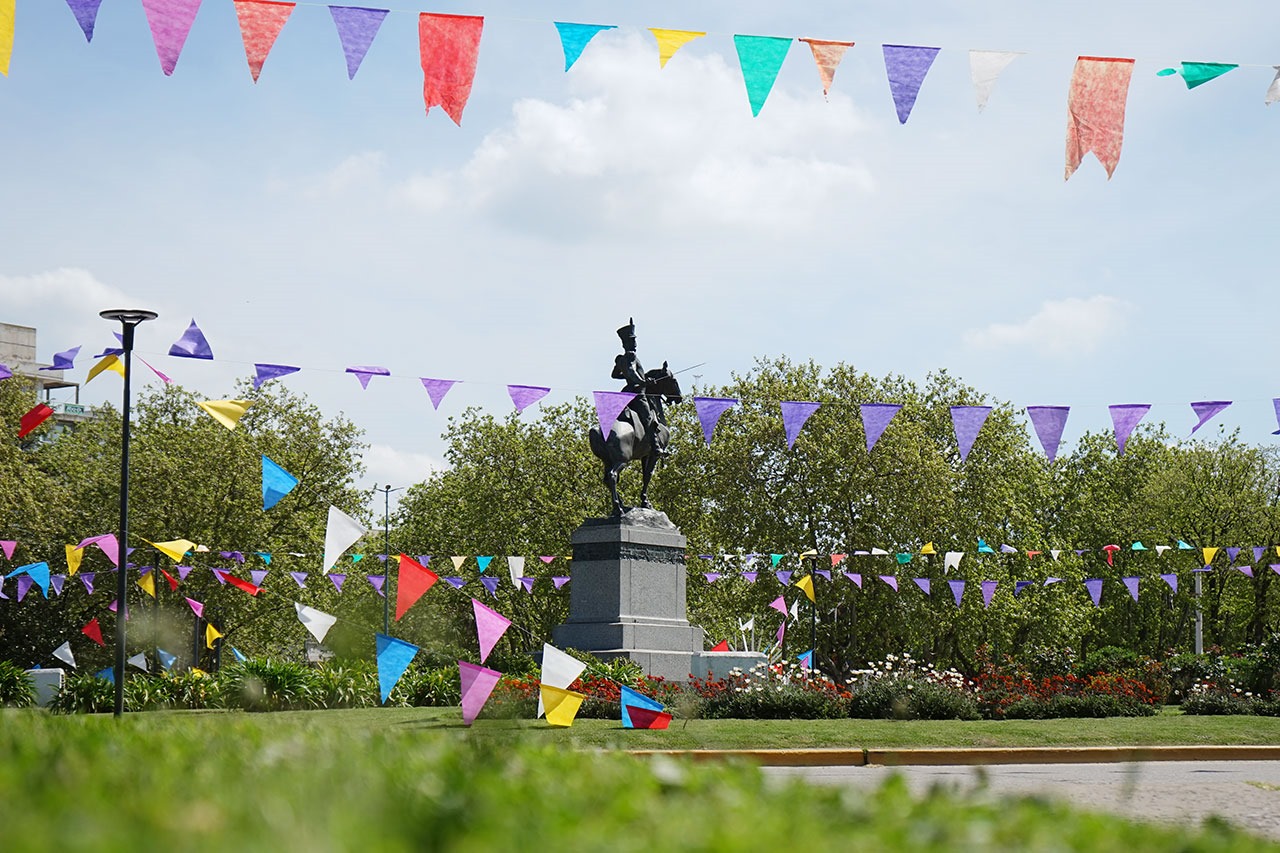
(399, 32), (875, 240)
(358, 444), (446, 504)
(303, 151), (388, 199)
(962, 296), (1130, 357)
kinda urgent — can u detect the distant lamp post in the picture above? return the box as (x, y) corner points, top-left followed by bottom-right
(375, 484), (403, 634)
(100, 309), (158, 717)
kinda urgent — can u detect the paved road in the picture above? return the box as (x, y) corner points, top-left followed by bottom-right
(763, 761), (1280, 840)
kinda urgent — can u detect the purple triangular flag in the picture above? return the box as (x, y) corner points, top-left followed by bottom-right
(1109, 404), (1151, 456)
(950, 406), (993, 462)
(912, 577), (931, 595)
(1026, 406), (1070, 462)
(250, 569), (269, 586)
(775, 570), (792, 585)
(593, 391), (637, 438)
(1084, 578), (1104, 606)
(0, 364), (10, 381)
(1226, 547), (1241, 564)
(508, 385), (551, 414)
(176, 565), (193, 580)
(1254, 547), (1267, 564)
(328, 4), (389, 80)
(742, 571), (758, 583)
(445, 577), (466, 589)
(1000, 544), (1018, 554)
(1014, 580), (1032, 597)
(1161, 573), (1178, 593)
(51, 574), (66, 596)
(254, 363), (300, 389)
(459, 660), (502, 726)
(169, 319), (213, 359)
(519, 577), (535, 593)
(210, 569), (229, 586)
(480, 576), (500, 598)
(65, 0), (105, 42)
(980, 580), (997, 608)
(420, 378), (458, 410)
(703, 573), (721, 583)
(42, 345), (81, 371)
(141, 0), (203, 76)
(878, 575), (899, 592)
(693, 397), (738, 446)
(368, 574), (385, 596)
(815, 569), (830, 581)
(1271, 564), (1280, 577)
(843, 572), (863, 587)
(860, 403), (902, 454)
(1273, 399), (1280, 436)
(1189, 400), (1231, 436)
(1122, 576), (1140, 601)
(16, 575), (33, 602)
(780, 401), (821, 449)
(1045, 577), (1063, 585)
(948, 579), (965, 607)
(1237, 565), (1255, 578)
(290, 571), (308, 588)
(328, 573), (347, 592)
(80, 572), (96, 594)
(882, 45), (941, 123)
(552, 576), (571, 589)
(346, 366), (389, 389)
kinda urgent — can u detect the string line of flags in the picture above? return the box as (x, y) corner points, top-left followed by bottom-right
(5, 2), (1280, 178)
(9, 320), (1280, 463)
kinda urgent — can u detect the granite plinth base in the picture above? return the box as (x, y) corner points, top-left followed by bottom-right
(552, 509), (704, 682)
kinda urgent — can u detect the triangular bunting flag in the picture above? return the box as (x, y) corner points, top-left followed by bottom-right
(1123, 577), (1140, 601)
(507, 384), (550, 414)
(324, 505), (367, 570)
(329, 4), (388, 80)
(65, 0), (105, 43)
(479, 576), (500, 598)
(944, 552), (964, 572)
(419, 378), (457, 410)
(169, 318), (213, 359)
(969, 49), (1023, 111)
(18, 404), (54, 438)
(620, 685), (664, 729)
(1026, 406), (1070, 462)
(541, 684), (586, 727)
(780, 401), (821, 449)
(185, 596), (204, 617)
(289, 571), (307, 587)
(346, 366), (389, 389)
(86, 354), (125, 383)
(1108, 404), (1151, 456)
(860, 403), (902, 454)
(882, 45), (941, 123)
(226, 575), (260, 597)
(553, 22), (614, 72)
(140, 0), (203, 76)
(294, 602), (337, 643)
(648, 28), (704, 68)
(253, 363), (299, 388)
(205, 623), (223, 649)
(396, 554), (438, 620)
(375, 633), (418, 704)
(418, 12), (484, 126)
(158, 649), (177, 670)
(1162, 61), (1238, 89)
(948, 579), (965, 608)
(196, 400), (253, 431)
(799, 38), (853, 97)
(458, 660), (502, 725)
(1084, 578), (1104, 606)
(128, 652), (149, 672)
(83, 618), (104, 645)
(981, 580), (998, 608)
(52, 640), (76, 668)
(950, 406), (993, 462)
(878, 575), (898, 592)
(733, 35), (792, 117)
(262, 456), (299, 510)
(146, 538), (194, 563)
(232, 0), (295, 82)
(692, 397), (738, 446)
(593, 391), (636, 439)
(1189, 401), (1231, 436)
(538, 643), (586, 717)
(795, 574), (815, 603)
(328, 573), (346, 592)
(1065, 57), (1135, 180)
(137, 572), (156, 598)
(80, 572), (95, 594)
(913, 578), (931, 595)
(472, 598), (510, 664)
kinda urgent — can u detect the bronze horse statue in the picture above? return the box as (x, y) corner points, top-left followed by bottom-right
(588, 368), (683, 516)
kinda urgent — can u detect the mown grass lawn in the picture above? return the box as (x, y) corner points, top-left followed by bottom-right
(1, 708), (1276, 852)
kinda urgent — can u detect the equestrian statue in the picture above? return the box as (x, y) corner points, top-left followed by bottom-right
(588, 319), (683, 516)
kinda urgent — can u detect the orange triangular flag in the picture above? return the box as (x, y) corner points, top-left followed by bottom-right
(649, 28), (705, 68)
(233, 0), (295, 82)
(82, 617), (105, 646)
(396, 554), (438, 620)
(800, 38), (854, 96)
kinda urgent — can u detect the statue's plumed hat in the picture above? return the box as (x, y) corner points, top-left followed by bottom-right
(616, 318), (636, 341)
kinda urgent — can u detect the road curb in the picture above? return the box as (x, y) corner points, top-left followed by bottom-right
(628, 746), (1280, 766)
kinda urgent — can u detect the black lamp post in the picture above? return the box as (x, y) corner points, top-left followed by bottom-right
(376, 484), (403, 634)
(100, 309), (158, 717)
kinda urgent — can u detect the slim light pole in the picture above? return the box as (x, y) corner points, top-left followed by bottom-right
(100, 309), (158, 717)
(376, 484), (403, 634)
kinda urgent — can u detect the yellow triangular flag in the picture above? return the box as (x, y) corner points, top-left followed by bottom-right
(66, 544), (83, 576)
(196, 399), (253, 431)
(136, 572), (156, 598)
(451, 556), (467, 571)
(1203, 547), (1219, 566)
(0, 0), (13, 77)
(648, 28), (705, 68)
(794, 573), (815, 603)
(205, 623), (223, 650)
(146, 538), (195, 563)
(86, 354), (126, 383)
(920, 542), (936, 555)
(540, 684), (586, 727)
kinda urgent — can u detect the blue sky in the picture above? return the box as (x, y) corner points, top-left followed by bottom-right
(4, 1), (1280, 506)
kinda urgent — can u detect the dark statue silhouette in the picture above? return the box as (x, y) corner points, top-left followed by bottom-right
(589, 319), (683, 516)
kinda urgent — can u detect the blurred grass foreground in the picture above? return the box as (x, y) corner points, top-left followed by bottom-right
(0, 709), (1273, 852)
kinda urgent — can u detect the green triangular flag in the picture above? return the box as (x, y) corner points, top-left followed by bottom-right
(733, 35), (793, 117)
(1164, 62), (1238, 89)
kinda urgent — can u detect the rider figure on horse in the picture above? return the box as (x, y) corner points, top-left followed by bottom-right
(612, 318), (671, 459)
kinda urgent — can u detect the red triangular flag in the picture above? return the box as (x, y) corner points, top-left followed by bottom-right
(628, 706), (672, 729)
(82, 617), (104, 646)
(418, 13), (484, 126)
(395, 553), (438, 620)
(160, 568), (179, 591)
(233, 0), (295, 82)
(225, 574), (261, 596)
(18, 404), (54, 438)
(709, 640), (730, 652)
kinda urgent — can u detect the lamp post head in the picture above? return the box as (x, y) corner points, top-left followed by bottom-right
(100, 309), (158, 326)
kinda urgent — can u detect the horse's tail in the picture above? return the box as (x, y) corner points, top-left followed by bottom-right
(588, 427), (607, 460)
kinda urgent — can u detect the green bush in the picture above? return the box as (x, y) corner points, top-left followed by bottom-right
(312, 661), (379, 709)
(694, 663), (848, 720)
(49, 673), (115, 714)
(1003, 695), (1157, 719)
(392, 665), (461, 707)
(1079, 646), (1140, 676)
(219, 660), (318, 711)
(0, 661), (36, 708)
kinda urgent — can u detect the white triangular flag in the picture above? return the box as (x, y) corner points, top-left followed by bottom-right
(739, 617), (755, 632)
(944, 551), (964, 572)
(323, 506), (367, 571)
(1267, 67), (1280, 106)
(538, 643), (587, 717)
(1049, 549), (1062, 561)
(294, 602), (338, 644)
(789, 599), (800, 620)
(869, 547), (889, 556)
(52, 641), (76, 668)
(1155, 545), (1170, 556)
(969, 49), (1023, 111)
(508, 556), (524, 588)
(127, 652), (149, 672)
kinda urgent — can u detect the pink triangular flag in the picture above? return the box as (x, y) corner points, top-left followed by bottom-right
(539, 556), (556, 564)
(185, 597), (204, 618)
(768, 595), (787, 615)
(1065, 56), (1135, 180)
(0, 540), (14, 560)
(800, 38), (853, 96)
(141, 0), (204, 77)
(459, 660), (502, 725)
(418, 13), (484, 126)
(233, 1), (295, 82)
(472, 598), (511, 663)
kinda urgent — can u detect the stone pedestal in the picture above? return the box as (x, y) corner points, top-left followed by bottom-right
(552, 509), (704, 682)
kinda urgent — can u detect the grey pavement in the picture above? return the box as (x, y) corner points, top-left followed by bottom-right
(763, 761), (1280, 841)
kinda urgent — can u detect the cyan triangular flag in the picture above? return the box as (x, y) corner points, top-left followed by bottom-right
(96, 667), (115, 684)
(476, 556), (494, 573)
(232, 646), (247, 663)
(620, 685), (664, 728)
(733, 35), (793, 117)
(6, 562), (50, 597)
(554, 22), (615, 71)
(157, 649), (177, 670)
(262, 455), (299, 511)
(375, 633), (418, 704)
